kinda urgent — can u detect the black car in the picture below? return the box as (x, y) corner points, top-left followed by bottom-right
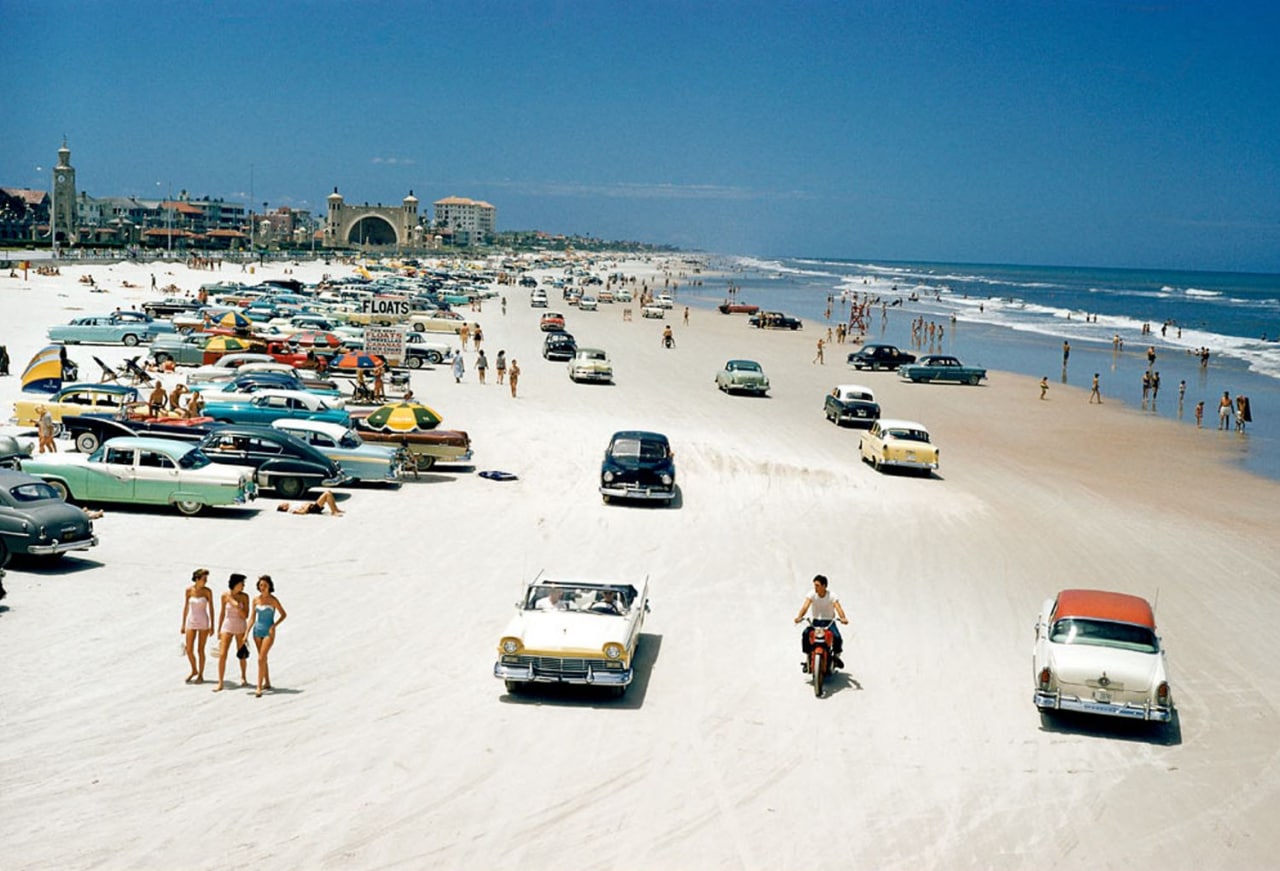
(193, 426), (345, 497)
(749, 311), (803, 330)
(519, 276), (538, 287)
(599, 430), (676, 505)
(61, 413), (218, 454)
(0, 468), (99, 566)
(142, 296), (204, 319)
(847, 343), (917, 371)
(0, 434), (32, 469)
(542, 331), (578, 361)
(823, 385), (881, 427)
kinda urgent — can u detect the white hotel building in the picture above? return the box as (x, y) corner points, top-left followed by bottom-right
(433, 196), (496, 246)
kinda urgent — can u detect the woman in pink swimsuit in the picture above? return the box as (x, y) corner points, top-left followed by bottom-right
(213, 573), (250, 692)
(182, 568), (215, 683)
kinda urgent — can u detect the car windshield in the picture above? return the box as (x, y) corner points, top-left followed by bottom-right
(338, 432), (362, 448)
(524, 585), (631, 613)
(8, 481), (60, 502)
(177, 449), (212, 470)
(1049, 618), (1159, 654)
(610, 438), (667, 460)
(886, 428), (930, 443)
(729, 361), (760, 372)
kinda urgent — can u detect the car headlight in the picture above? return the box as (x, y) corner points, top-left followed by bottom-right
(501, 638), (522, 654)
(603, 643), (623, 660)
(660, 474), (673, 486)
(602, 471), (614, 483)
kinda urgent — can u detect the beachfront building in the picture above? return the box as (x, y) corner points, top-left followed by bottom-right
(0, 187), (49, 244)
(322, 189), (427, 250)
(254, 205), (316, 250)
(432, 196), (496, 247)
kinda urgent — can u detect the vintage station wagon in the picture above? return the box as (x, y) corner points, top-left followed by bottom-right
(13, 383), (140, 427)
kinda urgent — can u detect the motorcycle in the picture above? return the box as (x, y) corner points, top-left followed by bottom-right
(801, 618), (841, 697)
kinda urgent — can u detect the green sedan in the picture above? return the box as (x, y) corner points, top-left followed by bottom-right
(19, 437), (257, 516)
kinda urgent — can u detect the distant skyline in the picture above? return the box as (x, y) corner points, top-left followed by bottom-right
(4, 1), (1278, 273)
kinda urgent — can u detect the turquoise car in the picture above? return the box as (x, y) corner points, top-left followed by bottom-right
(19, 437), (257, 516)
(271, 419), (402, 484)
(201, 389), (351, 427)
(47, 311), (176, 347)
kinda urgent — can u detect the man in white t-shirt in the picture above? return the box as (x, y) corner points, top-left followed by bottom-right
(794, 574), (849, 668)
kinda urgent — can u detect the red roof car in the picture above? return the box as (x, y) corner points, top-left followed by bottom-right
(1033, 588), (1172, 723)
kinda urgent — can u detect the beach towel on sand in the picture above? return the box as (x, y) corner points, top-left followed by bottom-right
(478, 470), (519, 481)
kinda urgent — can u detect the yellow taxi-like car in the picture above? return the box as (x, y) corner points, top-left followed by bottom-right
(13, 383), (140, 427)
(858, 418), (939, 476)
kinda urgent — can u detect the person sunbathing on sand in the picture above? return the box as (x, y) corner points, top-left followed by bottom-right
(276, 491), (343, 515)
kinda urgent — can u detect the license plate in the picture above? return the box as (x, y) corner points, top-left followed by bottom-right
(1093, 690), (1111, 703)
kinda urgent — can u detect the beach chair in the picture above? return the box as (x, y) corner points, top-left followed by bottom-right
(92, 355), (119, 383)
(122, 357), (154, 385)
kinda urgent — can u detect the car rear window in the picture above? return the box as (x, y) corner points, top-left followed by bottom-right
(1049, 618), (1159, 654)
(8, 481), (60, 502)
(887, 429), (930, 443)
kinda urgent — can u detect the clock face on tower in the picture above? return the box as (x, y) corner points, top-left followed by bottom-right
(57, 174), (65, 184)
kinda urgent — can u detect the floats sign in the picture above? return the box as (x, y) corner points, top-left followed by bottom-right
(364, 327), (406, 365)
(361, 298), (410, 317)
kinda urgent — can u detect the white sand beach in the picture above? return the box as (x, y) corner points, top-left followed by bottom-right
(2, 256), (1279, 870)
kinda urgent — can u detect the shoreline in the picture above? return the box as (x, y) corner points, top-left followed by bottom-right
(677, 257), (1279, 482)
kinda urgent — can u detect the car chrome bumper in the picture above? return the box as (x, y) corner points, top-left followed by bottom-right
(1034, 690), (1173, 722)
(884, 460), (938, 470)
(600, 484), (673, 501)
(26, 534), (99, 556)
(494, 661), (632, 687)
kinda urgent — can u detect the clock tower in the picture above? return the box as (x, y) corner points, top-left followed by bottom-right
(52, 139), (77, 244)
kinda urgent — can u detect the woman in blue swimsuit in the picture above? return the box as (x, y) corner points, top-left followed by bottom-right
(250, 575), (287, 698)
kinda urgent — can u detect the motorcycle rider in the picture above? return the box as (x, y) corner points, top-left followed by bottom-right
(794, 574), (848, 669)
(662, 324), (675, 348)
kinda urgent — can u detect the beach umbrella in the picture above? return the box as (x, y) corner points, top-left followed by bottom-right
(202, 335), (254, 353)
(364, 401), (442, 432)
(288, 331), (343, 349)
(21, 345), (69, 393)
(331, 352), (387, 370)
(217, 310), (253, 330)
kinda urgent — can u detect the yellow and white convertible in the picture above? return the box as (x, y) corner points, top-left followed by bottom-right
(495, 574), (650, 696)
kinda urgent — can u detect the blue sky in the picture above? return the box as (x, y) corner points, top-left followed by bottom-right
(4, 1), (1278, 272)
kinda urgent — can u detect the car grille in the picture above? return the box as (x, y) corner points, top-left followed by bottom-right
(509, 655), (593, 680)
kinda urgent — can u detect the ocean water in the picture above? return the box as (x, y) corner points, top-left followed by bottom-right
(685, 256), (1280, 482)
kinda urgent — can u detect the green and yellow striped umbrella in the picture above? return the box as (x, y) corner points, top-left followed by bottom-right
(364, 401), (442, 432)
